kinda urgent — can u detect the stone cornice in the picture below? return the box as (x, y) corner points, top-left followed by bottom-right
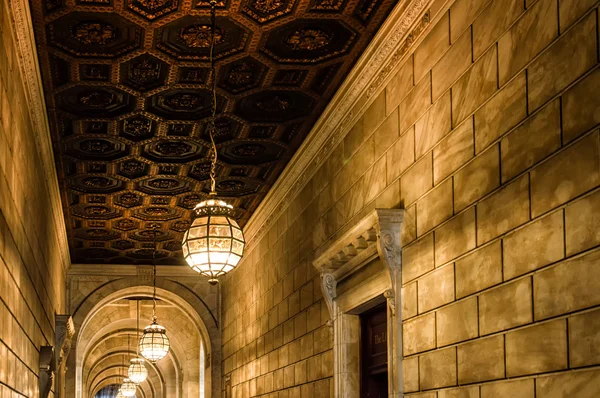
(8, 0), (71, 271)
(68, 263), (204, 279)
(242, 0), (435, 248)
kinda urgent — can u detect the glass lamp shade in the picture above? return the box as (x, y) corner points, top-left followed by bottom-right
(128, 357), (148, 384)
(139, 320), (170, 362)
(182, 199), (245, 284)
(120, 378), (137, 396)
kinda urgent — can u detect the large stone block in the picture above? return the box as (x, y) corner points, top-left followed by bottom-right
(472, 0), (524, 59)
(568, 308), (600, 368)
(498, 0), (558, 85)
(403, 357), (419, 392)
(500, 99), (561, 181)
(417, 178), (453, 236)
(455, 240), (502, 298)
(418, 264), (455, 313)
(479, 277), (533, 335)
(454, 144), (500, 212)
(364, 156), (387, 204)
(476, 174), (530, 244)
(536, 368), (600, 398)
(363, 91), (386, 138)
(528, 11), (597, 111)
(386, 57), (414, 115)
(400, 73), (431, 133)
(530, 132), (600, 218)
(474, 72), (527, 154)
(449, 0), (491, 43)
(451, 46), (497, 126)
(505, 319), (568, 377)
(480, 379), (534, 398)
(435, 208), (476, 266)
(436, 296), (478, 346)
(402, 233), (434, 283)
(401, 153), (433, 206)
(562, 67), (600, 144)
(387, 128), (415, 183)
(374, 108), (399, 159)
(343, 119), (366, 162)
(433, 117), (474, 184)
(559, 0), (598, 31)
(415, 91), (451, 158)
(565, 189), (600, 256)
(438, 386), (480, 398)
(503, 210), (564, 279)
(457, 335), (504, 383)
(419, 347), (457, 390)
(534, 250), (600, 320)
(402, 282), (418, 319)
(403, 312), (436, 355)
(432, 28), (472, 100)
(414, 13), (450, 83)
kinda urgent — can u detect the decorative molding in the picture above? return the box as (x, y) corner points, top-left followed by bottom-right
(321, 273), (337, 317)
(242, 0), (433, 249)
(68, 263), (201, 278)
(8, 0), (71, 271)
(55, 315), (75, 370)
(384, 289), (396, 316)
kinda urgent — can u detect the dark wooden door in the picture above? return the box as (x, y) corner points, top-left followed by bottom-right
(360, 303), (388, 398)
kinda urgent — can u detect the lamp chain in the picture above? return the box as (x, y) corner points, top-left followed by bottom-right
(136, 300), (140, 356)
(208, 0), (218, 196)
(152, 227), (157, 322)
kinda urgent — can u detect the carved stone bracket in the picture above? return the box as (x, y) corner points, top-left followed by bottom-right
(313, 209), (403, 320)
(55, 315), (75, 370)
(384, 289), (396, 316)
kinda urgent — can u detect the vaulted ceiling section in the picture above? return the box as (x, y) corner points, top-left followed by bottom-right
(30, 0), (397, 265)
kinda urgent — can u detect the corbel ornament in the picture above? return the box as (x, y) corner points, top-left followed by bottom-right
(55, 315), (75, 369)
(384, 289), (396, 317)
(374, 209), (404, 297)
(39, 346), (55, 398)
(313, 209), (404, 319)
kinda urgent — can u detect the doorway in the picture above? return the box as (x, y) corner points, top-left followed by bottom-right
(360, 302), (388, 398)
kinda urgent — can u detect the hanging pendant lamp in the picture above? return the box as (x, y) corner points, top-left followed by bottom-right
(140, 229), (171, 362)
(118, 343), (137, 397)
(120, 378), (137, 397)
(181, 0), (245, 285)
(128, 300), (148, 383)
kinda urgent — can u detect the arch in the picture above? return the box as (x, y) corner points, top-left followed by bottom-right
(68, 276), (220, 398)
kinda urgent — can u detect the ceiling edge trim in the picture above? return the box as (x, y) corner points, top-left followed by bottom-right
(8, 0), (72, 270)
(242, 0), (439, 248)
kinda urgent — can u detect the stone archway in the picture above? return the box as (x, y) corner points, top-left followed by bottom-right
(66, 274), (221, 398)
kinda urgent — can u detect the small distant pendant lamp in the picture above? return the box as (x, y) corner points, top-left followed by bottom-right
(181, 0), (245, 285)
(140, 229), (171, 362)
(120, 343), (137, 397)
(128, 300), (148, 383)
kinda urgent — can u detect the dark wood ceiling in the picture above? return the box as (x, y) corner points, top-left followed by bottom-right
(30, 0), (397, 265)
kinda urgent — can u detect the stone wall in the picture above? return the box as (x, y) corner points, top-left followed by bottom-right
(221, 0), (600, 396)
(0, 0), (70, 396)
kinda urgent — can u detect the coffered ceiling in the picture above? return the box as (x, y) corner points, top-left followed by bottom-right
(30, 0), (397, 265)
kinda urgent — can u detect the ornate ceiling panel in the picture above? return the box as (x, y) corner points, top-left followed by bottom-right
(30, 0), (397, 265)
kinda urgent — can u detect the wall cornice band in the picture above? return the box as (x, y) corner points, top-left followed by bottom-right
(8, 0), (71, 270)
